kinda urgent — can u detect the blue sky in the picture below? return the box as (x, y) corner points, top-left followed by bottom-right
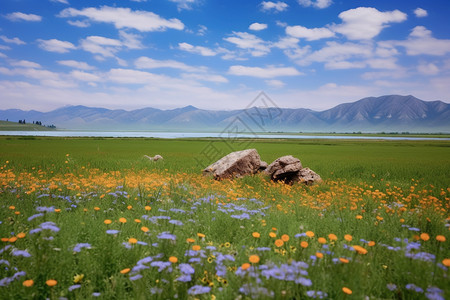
(1, 0), (449, 111)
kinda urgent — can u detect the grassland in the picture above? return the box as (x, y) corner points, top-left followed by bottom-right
(0, 136), (449, 299)
(0, 121), (55, 131)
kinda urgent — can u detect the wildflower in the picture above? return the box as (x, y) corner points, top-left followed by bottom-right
(420, 233), (430, 241)
(106, 230), (120, 235)
(40, 221), (60, 232)
(386, 283), (397, 291)
(356, 215), (363, 220)
(306, 231), (315, 238)
(46, 279), (57, 287)
(281, 234), (290, 242)
(436, 235), (446, 242)
(406, 283), (424, 293)
(179, 263), (195, 275)
(186, 238), (195, 243)
(169, 256), (178, 263)
(169, 220), (183, 226)
(188, 285), (211, 296)
(192, 245), (201, 251)
(129, 274), (143, 281)
(352, 245), (368, 255)
(306, 290), (328, 299)
(8, 237), (17, 243)
(94, 207), (100, 211)
(128, 238), (138, 244)
(11, 249), (32, 257)
(54, 209), (61, 213)
(141, 226), (149, 233)
(339, 258), (349, 264)
(344, 234), (353, 241)
(315, 252), (324, 259)
(9, 206), (15, 210)
(318, 237), (327, 244)
(275, 239), (284, 247)
(300, 241), (309, 248)
(224, 242), (231, 248)
(120, 268), (131, 274)
(127, 205), (132, 210)
(328, 234), (337, 241)
(68, 284), (81, 291)
(92, 292), (101, 297)
(157, 232), (176, 241)
(73, 274), (84, 283)
(241, 263), (251, 270)
(73, 243), (91, 253)
(27, 213), (44, 222)
(368, 241), (376, 247)
(197, 233), (205, 238)
(269, 232), (277, 238)
(104, 219), (112, 225)
(23, 279), (34, 287)
(252, 232), (260, 238)
(145, 206), (151, 211)
(342, 287), (352, 295)
(442, 258), (450, 267)
(249, 255), (260, 264)
(119, 217), (127, 223)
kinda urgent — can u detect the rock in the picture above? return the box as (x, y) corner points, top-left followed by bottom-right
(203, 149), (261, 180)
(144, 154), (163, 161)
(259, 161), (268, 171)
(265, 155), (302, 184)
(298, 167), (322, 185)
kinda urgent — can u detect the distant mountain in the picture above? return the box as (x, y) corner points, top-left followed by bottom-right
(0, 95), (449, 133)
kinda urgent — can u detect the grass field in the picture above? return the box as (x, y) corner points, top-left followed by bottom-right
(0, 121), (55, 131)
(1, 136), (449, 299)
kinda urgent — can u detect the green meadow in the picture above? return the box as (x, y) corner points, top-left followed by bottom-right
(1, 136), (449, 299)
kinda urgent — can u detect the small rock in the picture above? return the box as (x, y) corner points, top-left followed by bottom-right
(265, 155), (302, 184)
(144, 154), (163, 161)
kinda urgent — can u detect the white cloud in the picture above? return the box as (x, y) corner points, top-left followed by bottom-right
(249, 23), (268, 31)
(80, 36), (121, 57)
(0, 35), (26, 45)
(119, 31), (144, 49)
(168, 0), (198, 11)
(414, 8), (428, 18)
(37, 39), (76, 53)
(382, 26), (450, 56)
(228, 65), (302, 78)
(366, 58), (398, 70)
(10, 60), (41, 69)
(70, 70), (102, 82)
(135, 56), (206, 72)
(286, 25), (334, 41)
(5, 12), (42, 22)
(197, 25), (208, 36)
(417, 62), (439, 75)
(265, 79), (285, 88)
(178, 42), (217, 56)
(273, 37), (300, 49)
(68, 20), (90, 28)
(224, 32), (271, 57)
(50, 0), (69, 4)
(59, 6), (184, 32)
(261, 1), (288, 12)
(57, 60), (95, 70)
(298, 0), (332, 9)
(334, 7), (407, 40)
(181, 73), (228, 83)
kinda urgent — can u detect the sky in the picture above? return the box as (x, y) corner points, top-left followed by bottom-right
(1, 0), (450, 112)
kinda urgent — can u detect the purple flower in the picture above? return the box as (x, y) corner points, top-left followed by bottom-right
(68, 284), (81, 291)
(129, 274), (143, 281)
(169, 220), (183, 226)
(425, 287), (444, 300)
(387, 283), (397, 291)
(188, 285), (211, 295)
(179, 263), (195, 275)
(39, 221), (60, 232)
(0, 259), (10, 266)
(306, 290), (328, 299)
(406, 283), (424, 293)
(157, 232), (176, 241)
(36, 206), (55, 212)
(176, 274), (192, 282)
(92, 292), (101, 297)
(27, 213), (44, 221)
(230, 213), (250, 220)
(29, 228), (42, 234)
(106, 230), (120, 235)
(73, 243), (91, 253)
(11, 249), (31, 257)
(150, 261), (172, 272)
(295, 277), (312, 286)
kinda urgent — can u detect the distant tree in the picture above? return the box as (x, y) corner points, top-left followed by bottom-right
(18, 120), (22, 124)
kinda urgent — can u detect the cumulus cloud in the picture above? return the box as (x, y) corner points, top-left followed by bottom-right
(417, 62), (439, 75)
(178, 42), (217, 56)
(0, 35), (26, 45)
(37, 39), (76, 53)
(168, 0), (199, 11)
(70, 70), (102, 82)
(249, 23), (268, 31)
(297, 0), (332, 9)
(68, 20), (90, 28)
(286, 25), (334, 41)
(57, 60), (95, 70)
(333, 7), (407, 40)
(10, 60), (41, 69)
(261, 1), (288, 12)
(79, 36), (122, 57)
(228, 65), (302, 78)
(59, 6), (184, 32)
(5, 12), (42, 22)
(414, 8), (428, 18)
(224, 32), (271, 57)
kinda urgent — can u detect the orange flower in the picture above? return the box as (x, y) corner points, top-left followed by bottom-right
(144, 206), (151, 211)
(368, 241), (376, 247)
(274, 239), (284, 247)
(352, 245), (368, 255)
(318, 237), (327, 244)
(442, 258), (450, 267)
(186, 238), (195, 243)
(8, 237), (17, 243)
(197, 233), (205, 238)
(420, 233), (430, 241)
(344, 234), (353, 242)
(249, 255), (260, 264)
(269, 232), (277, 238)
(272, 227), (277, 231)
(23, 279), (34, 287)
(120, 268), (130, 274)
(300, 241), (309, 248)
(436, 235), (446, 242)
(241, 263), (251, 270)
(17, 232), (26, 239)
(119, 217), (127, 223)
(141, 226), (149, 233)
(94, 206), (100, 211)
(104, 219), (112, 225)
(315, 252), (324, 259)
(54, 209), (61, 213)
(328, 234), (337, 241)
(127, 205), (132, 210)
(342, 287), (352, 295)
(46, 279), (57, 287)
(339, 258), (349, 264)
(134, 219), (141, 223)
(9, 206), (15, 210)
(356, 215), (363, 220)
(128, 238), (138, 244)
(169, 256), (178, 263)
(305, 231), (315, 238)
(252, 232), (260, 238)
(14, 211), (20, 215)
(281, 234), (290, 242)
(1, 238), (8, 242)
(192, 245), (201, 251)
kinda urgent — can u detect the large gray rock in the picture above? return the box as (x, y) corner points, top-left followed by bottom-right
(203, 149), (261, 180)
(265, 155), (302, 183)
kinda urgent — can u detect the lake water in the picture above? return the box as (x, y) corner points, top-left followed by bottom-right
(0, 131), (449, 141)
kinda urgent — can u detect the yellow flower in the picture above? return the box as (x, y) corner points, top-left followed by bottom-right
(94, 206), (100, 211)
(120, 268), (131, 274)
(252, 232), (260, 238)
(224, 242), (231, 248)
(23, 279), (34, 287)
(197, 233), (205, 238)
(73, 274), (84, 283)
(249, 255), (260, 264)
(342, 287), (352, 295)
(274, 239), (284, 247)
(127, 205), (132, 210)
(305, 231), (315, 238)
(54, 208), (61, 213)
(356, 215), (363, 220)
(281, 234), (290, 242)
(169, 256), (178, 263)
(104, 219), (112, 225)
(46, 279), (57, 287)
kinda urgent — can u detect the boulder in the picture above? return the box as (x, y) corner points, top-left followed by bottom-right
(265, 155), (302, 183)
(203, 149), (261, 180)
(298, 167), (322, 185)
(144, 154), (163, 161)
(259, 161), (268, 171)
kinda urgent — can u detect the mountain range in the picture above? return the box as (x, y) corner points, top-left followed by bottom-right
(1, 95), (449, 133)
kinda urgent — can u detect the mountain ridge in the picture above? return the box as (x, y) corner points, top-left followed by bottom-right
(1, 95), (449, 133)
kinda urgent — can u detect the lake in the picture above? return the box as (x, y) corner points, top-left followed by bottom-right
(0, 131), (449, 141)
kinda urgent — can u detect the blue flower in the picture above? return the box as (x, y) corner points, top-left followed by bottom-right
(129, 274), (143, 281)
(188, 285), (211, 295)
(179, 263), (195, 275)
(68, 284), (81, 291)
(150, 261), (172, 272)
(176, 274), (192, 282)
(106, 230), (120, 235)
(387, 283), (397, 291)
(36, 206), (55, 212)
(11, 249), (31, 257)
(157, 232), (176, 241)
(406, 283), (424, 293)
(39, 221), (60, 232)
(92, 292), (101, 297)
(169, 220), (183, 226)
(306, 290), (328, 299)
(73, 243), (91, 253)
(27, 213), (44, 221)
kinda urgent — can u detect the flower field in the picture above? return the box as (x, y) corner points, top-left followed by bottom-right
(0, 137), (449, 299)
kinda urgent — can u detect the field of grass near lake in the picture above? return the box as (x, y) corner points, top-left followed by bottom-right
(1, 136), (449, 299)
